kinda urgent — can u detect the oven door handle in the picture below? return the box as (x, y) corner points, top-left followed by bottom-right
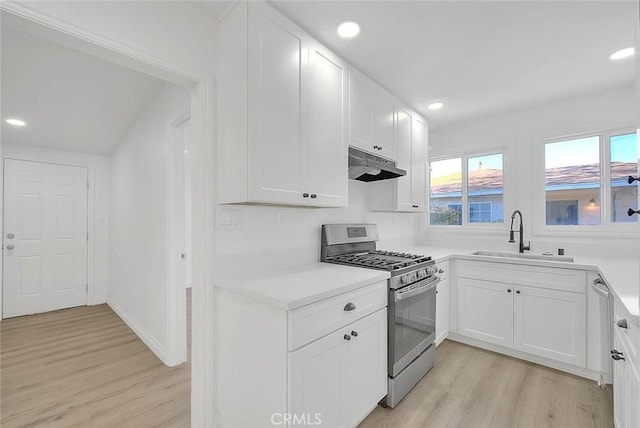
(394, 276), (440, 302)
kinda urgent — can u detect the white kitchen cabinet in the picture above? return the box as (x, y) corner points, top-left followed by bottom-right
(290, 308), (386, 428)
(458, 277), (514, 348)
(435, 277), (450, 346)
(368, 106), (429, 212)
(454, 259), (590, 373)
(373, 87), (397, 159)
(306, 40), (349, 207)
(514, 285), (586, 367)
(218, 0), (347, 207)
(349, 68), (375, 154)
(218, 279), (388, 428)
(612, 306), (640, 428)
(349, 69), (398, 160)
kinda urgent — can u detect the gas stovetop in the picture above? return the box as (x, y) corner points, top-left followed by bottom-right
(326, 250), (432, 271)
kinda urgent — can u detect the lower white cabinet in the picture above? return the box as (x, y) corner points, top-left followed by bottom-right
(435, 278), (449, 346)
(458, 277), (514, 348)
(514, 285), (586, 366)
(456, 261), (587, 368)
(612, 312), (640, 428)
(289, 308), (387, 428)
(218, 281), (387, 428)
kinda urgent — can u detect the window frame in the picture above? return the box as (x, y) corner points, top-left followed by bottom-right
(427, 148), (508, 229)
(534, 127), (639, 236)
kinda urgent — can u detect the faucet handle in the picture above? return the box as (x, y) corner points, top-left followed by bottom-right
(523, 241), (531, 252)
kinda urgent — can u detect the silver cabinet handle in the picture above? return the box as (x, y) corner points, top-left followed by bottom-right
(6, 244), (14, 250)
(343, 334), (351, 341)
(617, 319), (628, 329)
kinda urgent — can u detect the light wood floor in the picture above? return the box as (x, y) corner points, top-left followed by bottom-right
(2, 300), (612, 428)
(360, 340), (613, 428)
(1, 291), (192, 428)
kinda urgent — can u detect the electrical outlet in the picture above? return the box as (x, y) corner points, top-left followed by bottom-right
(217, 208), (241, 230)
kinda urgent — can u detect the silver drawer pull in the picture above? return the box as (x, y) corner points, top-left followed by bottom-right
(343, 302), (356, 311)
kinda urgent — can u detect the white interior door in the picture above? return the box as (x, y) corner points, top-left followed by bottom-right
(3, 159), (88, 318)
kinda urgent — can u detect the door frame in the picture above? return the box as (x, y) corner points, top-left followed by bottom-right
(166, 110), (191, 366)
(1, 153), (97, 318)
(0, 5), (217, 426)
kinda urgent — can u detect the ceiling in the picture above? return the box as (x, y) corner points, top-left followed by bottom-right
(268, 0), (637, 129)
(1, 26), (165, 155)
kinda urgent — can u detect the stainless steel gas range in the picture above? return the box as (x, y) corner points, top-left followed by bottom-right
(320, 224), (440, 408)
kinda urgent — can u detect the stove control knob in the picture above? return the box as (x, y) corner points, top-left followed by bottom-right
(417, 269), (426, 278)
(401, 275), (409, 284)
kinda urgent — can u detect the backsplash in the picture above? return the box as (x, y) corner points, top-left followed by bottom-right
(214, 180), (423, 277)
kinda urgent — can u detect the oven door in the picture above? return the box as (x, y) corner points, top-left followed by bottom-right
(388, 275), (439, 377)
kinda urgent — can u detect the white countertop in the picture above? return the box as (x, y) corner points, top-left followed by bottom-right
(215, 263), (390, 310)
(385, 245), (640, 319)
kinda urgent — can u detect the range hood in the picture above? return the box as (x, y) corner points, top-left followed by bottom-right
(348, 146), (407, 182)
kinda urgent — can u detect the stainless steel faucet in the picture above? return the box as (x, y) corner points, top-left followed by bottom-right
(509, 210), (530, 253)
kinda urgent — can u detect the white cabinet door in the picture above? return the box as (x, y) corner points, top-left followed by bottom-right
(409, 116), (428, 211)
(458, 277), (514, 348)
(289, 327), (347, 428)
(395, 105), (413, 211)
(306, 41), (348, 207)
(349, 68), (375, 153)
(436, 278), (450, 346)
(373, 87), (396, 159)
(346, 308), (387, 427)
(513, 286), (586, 367)
(248, 2), (308, 204)
(613, 329), (628, 428)
(628, 359), (640, 428)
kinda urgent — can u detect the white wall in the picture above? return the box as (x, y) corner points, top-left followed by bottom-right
(5, 1), (217, 80)
(2, 143), (110, 304)
(214, 180), (423, 278)
(425, 83), (638, 259)
(108, 83), (190, 362)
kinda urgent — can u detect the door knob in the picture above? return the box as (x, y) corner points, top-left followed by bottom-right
(6, 244), (14, 250)
(6, 233), (14, 239)
(617, 319), (628, 329)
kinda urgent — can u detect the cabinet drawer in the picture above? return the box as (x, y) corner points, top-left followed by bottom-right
(288, 281), (387, 351)
(458, 260), (586, 293)
(614, 298), (639, 363)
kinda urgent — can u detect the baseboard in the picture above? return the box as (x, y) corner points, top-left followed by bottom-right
(107, 299), (168, 365)
(447, 333), (608, 382)
(88, 297), (107, 305)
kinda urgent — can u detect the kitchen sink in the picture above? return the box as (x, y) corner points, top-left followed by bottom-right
(471, 250), (574, 263)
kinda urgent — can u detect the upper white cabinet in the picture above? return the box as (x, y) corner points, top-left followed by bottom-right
(368, 105), (429, 212)
(349, 68), (402, 161)
(349, 68), (375, 154)
(373, 87), (398, 159)
(218, 1), (347, 207)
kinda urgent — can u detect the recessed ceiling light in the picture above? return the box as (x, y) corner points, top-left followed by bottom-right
(337, 20), (360, 38)
(610, 47), (635, 60)
(6, 118), (26, 127)
(427, 102), (444, 111)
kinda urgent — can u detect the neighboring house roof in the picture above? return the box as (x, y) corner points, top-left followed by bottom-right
(431, 162), (637, 194)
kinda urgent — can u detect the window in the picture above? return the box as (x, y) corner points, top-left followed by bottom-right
(544, 131), (638, 226)
(545, 136), (600, 225)
(429, 152), (504, 226)
(610, 133), (638, 223)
